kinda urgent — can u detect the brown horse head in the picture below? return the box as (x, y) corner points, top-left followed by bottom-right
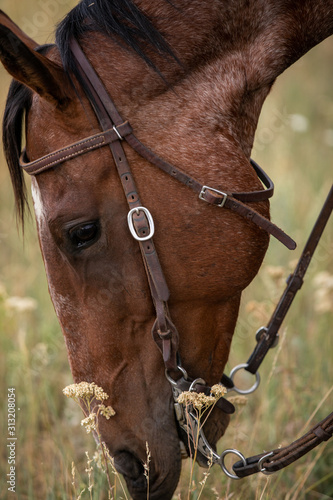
(1, 1), (332, 498)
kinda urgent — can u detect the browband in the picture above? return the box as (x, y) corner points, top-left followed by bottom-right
(19, 122), (273, 201)
(20, 122), (132, 175)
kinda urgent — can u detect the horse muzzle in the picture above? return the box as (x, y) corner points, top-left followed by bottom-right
(114, 447), (181, 500)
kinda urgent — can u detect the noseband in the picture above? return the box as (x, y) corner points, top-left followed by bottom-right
(20, 39), (332, 478)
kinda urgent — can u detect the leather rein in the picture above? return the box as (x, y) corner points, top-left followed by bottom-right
(19, 38), (333, 479)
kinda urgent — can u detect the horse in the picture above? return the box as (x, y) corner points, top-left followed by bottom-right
(1, 1), (332, 498)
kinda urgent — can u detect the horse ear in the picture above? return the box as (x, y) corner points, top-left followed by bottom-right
(0, 10), (39, 50)
(0, 12), (72, 108)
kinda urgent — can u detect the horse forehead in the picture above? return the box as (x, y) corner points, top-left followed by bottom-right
(35, 147), (114, 208)
(28, 90), (97, 156)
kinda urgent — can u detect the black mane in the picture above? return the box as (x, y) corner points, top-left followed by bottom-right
(3, 80), (32, 225)
(3, 0), (177, 225)
(56, 0), (177, 73)
(3, 46), (52, 225)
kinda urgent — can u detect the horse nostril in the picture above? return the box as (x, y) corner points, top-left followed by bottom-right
(114, 450), (144, 480)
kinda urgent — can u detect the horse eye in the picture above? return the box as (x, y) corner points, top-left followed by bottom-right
(68, 221), (101, 249)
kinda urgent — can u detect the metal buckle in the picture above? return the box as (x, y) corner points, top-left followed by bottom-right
(127, 207), (155, 242)
(113, 124), (123, 140)
(255, 326), (279, 348)
(258, 451), (275, 475)
(255, 326), (268, 342)
(199, 186), (228, 207)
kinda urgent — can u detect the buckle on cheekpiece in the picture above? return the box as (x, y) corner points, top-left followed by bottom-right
(127, 206), (155, 241)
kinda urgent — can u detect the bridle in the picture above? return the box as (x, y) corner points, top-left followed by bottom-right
(20, 38), (333, 479)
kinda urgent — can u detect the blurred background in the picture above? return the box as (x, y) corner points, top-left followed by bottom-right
(0, 2), (332, 498)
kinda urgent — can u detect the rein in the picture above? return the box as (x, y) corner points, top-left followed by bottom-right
(20, 38), (333, 479)
(228, 185), (333, 478)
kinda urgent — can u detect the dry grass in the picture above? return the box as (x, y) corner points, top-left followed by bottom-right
(0, 2), (332, 499)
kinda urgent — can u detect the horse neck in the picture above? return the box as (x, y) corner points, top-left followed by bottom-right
(79, 30), (266, 161)
(78, 0), (333, 159)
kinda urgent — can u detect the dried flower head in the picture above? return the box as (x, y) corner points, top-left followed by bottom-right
(210, 384), (227, 398)
(228, 395), (248, 406)
(177, 383), (227, 410)
(99, 404), (116, 419)
(177, 391), (216, 410)
(94, 386), (109, 401)
(81, 413), (97, 433)
(63, 382), (109, 402)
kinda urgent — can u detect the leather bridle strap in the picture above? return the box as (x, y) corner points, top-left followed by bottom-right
(233, 412), (333, 477)
(69, 38), (181, 375)
(245, 184), (333, 375)
(19, 123), (133, 174)
(67, 41), (273, 206)
(20, 38), (296, 250)
(226, 186), (333, 477)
